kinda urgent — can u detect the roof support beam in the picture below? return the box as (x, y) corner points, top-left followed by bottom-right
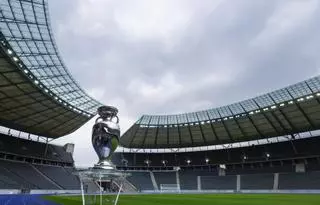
(238, 104), (266, 139)
(285, 88), (315, 129)
(226, 106), (250, 140)
(195, 113), (207, 145)
(128, 124), (142, 148)
(205, 110), (221, 143)
(141, 117), (152, 148)
(268, 94), (296, 131)
(216, 110), (234, 142)
(154, 117), (161, 148)
(185, 115), (195, 147)
(251, 99), (282, 136)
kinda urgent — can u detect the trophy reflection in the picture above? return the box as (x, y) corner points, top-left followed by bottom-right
(92, 106), (120, 169)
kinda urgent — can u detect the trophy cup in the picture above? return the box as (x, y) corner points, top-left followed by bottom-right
(92, 105), (120, 170)
(75, 106), (130, 205)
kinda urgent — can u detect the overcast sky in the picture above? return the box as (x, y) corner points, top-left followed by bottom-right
(48, 0), (320, 167)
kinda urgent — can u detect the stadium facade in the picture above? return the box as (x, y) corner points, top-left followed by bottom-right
(0, 0), (320, 198)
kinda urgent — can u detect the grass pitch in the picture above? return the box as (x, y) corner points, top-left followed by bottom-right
(45, 193), (320, 205)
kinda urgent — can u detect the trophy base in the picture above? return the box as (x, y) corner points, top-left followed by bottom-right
(74, 168), (131, 205)
(94, 160), (116, 170)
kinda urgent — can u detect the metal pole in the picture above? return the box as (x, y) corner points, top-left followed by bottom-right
(114, 182), (123, 205)
(80, 177), (86, 205)
(100, 174), (102, 205)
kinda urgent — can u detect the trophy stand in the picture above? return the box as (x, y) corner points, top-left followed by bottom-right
(75, 168), (130, 205)
(74, 106), (129, 205)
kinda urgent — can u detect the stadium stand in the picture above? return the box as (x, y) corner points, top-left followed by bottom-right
(126, 172), (154, 191)
(0, 134), (73, 165)
(201, 175), (236, 190)
(0, 0), (106, 194)
(241, 174), (274, 190)
(1, 0), (320, 196)
(279, 172), (320, 190)
(113, 136), (320, 168)
(0, 133), (79, 191)
(123, 170), (320, 191)
(34, 165), (79, 190)
(153, 171), (177, 188)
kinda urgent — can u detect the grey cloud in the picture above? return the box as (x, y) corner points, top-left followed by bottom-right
(48, 0), (320, 165)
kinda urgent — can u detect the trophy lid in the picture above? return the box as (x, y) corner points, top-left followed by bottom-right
(97, 106), (118, 119)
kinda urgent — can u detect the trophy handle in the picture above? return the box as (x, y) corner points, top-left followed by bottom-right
(95, 116), (119, 124)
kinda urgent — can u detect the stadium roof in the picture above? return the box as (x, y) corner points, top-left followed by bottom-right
(0, 0), (103, 138)
(121, 76), (320, 148)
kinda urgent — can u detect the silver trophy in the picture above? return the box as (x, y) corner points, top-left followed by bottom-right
(92, 106), (120, 169)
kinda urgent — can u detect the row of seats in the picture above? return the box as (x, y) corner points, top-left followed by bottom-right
(0, 160), (79, 190)
(127, 170), (320, 191)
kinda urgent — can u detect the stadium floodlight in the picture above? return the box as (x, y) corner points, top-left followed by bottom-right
(13, 56), (18, 61)
(271, 105), (277, 109)
(288, 100), (294, 104)
(317, 93), (320, 96)
(280, 103), (285, 107)
(266, 153), (270, 158)
(162, 160), (168, 166)
(186, 159), (191, 165)
(34, 80), (39, 84)
(205, 158), (210, 163)
(219, 164), (226, 169)
(144, 159), (151, 165)
(7, 49), (12, 55)
(242, 155), (247, 160)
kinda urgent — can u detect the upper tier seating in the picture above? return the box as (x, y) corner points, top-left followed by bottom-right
(0, 133), (73, 163)
(113, 137), (320, 168)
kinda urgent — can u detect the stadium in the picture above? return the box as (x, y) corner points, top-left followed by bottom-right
(0, 0), (320, 205)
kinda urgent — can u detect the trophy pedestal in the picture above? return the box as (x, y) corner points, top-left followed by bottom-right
(74, 168), (130, 205)
(94, 160), (116, 170)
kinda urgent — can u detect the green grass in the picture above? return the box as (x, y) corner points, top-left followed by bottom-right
(44, 193), (320, 205)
